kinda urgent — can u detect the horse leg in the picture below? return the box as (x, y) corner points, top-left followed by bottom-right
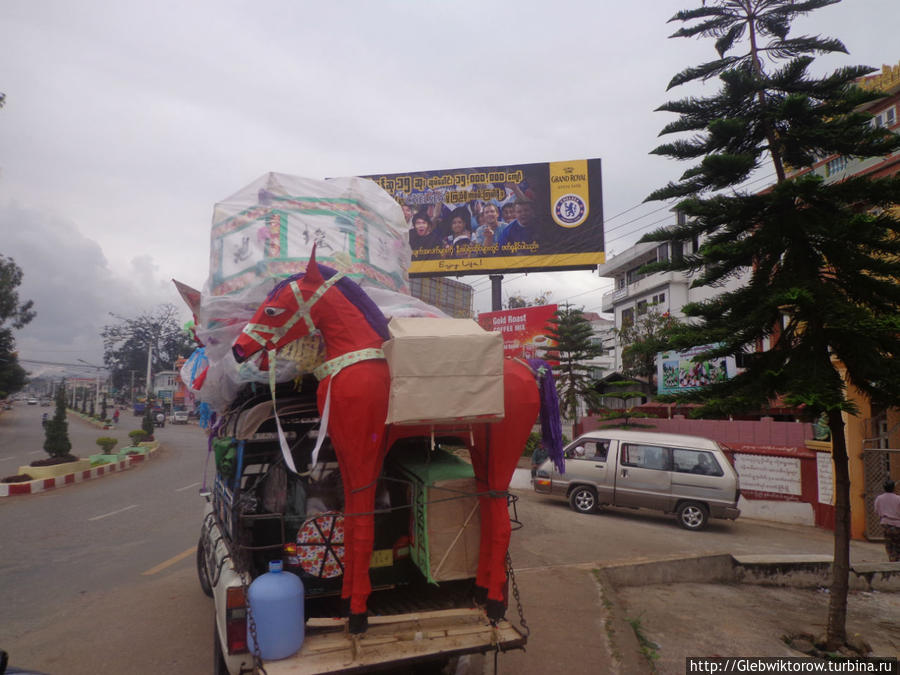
(470, 361), (540, 620)
(318, 362), (391, 633)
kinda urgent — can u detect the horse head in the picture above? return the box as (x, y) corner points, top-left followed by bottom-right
(232, 247), (328, 365)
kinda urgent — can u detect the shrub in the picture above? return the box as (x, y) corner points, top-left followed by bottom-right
(95, 437), (118, 453)
(129, 430), (147, 444)
(44, 387), (72, 459)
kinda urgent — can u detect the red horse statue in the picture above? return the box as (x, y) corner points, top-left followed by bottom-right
(232, 249), (563, 632)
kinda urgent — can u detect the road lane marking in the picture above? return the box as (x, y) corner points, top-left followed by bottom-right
(88, 504), (139, 521)
(0, 456), (16, 461)
(142, 546), (197, 576)
(27, 451), (43, 455)
(175, 482), (201, 492)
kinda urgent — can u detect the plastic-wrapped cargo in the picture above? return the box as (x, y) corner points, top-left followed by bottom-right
(181, 173), (447, 414)
(206, 172), (411, 298)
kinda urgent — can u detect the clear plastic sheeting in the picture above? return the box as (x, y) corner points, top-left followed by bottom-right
(180, 173), (449, 415)
(207, 173), (412, 298)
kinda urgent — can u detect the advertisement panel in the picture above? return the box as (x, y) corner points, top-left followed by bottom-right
(477, 305), (558, 361)
(365, 159), (604, 277)
(656, 344), (739, 395)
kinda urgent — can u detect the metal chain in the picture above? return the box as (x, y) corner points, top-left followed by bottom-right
(239, 569), (267, 675)
(506, 551), (529, 638)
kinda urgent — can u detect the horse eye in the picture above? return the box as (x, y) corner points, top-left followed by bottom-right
(264, 307), (285, 317)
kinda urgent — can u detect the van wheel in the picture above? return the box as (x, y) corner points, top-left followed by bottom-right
(677, 502), (709, 530)
(197, 537), (213, 598)
(569, 486), (597, 514)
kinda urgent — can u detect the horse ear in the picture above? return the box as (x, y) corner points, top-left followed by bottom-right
(305, 243), (323, 284)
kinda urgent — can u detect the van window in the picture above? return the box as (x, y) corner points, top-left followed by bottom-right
(672, 449), (723, 476)
(568, 440), (610, 461)
(621, 444), (670, 471)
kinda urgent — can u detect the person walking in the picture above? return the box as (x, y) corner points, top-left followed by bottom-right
(874, 479), (900, 562)
(113, 408), (120, 425)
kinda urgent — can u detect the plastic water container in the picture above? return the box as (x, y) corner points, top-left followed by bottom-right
(247, 560), (305, 660)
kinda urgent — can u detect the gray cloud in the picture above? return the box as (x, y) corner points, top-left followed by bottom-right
(0, 0), (895, 350)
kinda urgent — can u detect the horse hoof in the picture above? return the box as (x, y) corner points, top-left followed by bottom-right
(486, 599), (506, 622)
(348, 612), (368, 634)
(472, 585), (488, 606)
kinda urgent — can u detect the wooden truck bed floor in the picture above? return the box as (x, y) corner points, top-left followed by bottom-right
(264, 608), (525, 674)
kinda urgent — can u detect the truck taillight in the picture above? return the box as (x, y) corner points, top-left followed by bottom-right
(284, 542), (299, 568)
(225, 586), (248, 654)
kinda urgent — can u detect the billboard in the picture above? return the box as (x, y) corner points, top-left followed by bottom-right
(365, 159), (604, 277)
(477, 304), (558, 361)
(656, 344), (739, 395)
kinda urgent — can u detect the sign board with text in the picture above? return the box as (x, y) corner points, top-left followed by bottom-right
(477, 305), (558, 362)
(364, 159), (604, 277)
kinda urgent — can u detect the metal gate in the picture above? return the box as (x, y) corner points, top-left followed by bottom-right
(862, 433), (900, 540)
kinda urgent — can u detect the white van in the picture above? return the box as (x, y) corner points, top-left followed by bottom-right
(533, 429), (740, 530)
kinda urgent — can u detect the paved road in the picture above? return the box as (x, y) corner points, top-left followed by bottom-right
(0, 403), (888, 674)
(0, 403), (211, 673)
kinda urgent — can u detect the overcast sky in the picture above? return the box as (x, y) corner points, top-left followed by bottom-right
(2, 0), (897, 377)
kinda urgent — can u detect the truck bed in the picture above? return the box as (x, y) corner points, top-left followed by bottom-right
(264, 608), (525, 674)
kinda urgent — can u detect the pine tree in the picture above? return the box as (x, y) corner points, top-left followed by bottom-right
(541, 304), (603, 427)
(644, 0), (900, 649)
(44, 384), (72, 459)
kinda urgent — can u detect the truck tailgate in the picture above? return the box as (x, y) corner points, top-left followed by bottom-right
(264, 608), (525, 674)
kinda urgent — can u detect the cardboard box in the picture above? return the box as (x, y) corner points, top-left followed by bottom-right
(389, 448), (481, 584)
(383, 318), (504, 425)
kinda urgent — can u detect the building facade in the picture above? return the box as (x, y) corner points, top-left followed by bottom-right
(597, 225), (749, 372)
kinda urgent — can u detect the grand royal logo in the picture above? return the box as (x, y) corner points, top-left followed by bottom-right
(554, 193), (586, 227)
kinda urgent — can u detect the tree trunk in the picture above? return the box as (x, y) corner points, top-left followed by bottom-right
(825, 407), (850, 649)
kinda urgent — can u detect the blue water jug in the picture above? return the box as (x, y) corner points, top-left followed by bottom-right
(247, 560), (305, 660)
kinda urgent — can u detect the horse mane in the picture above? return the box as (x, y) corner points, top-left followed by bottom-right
(267, 266), (391, 341)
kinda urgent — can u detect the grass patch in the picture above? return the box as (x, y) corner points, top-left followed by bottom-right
(627, 616), (660, 668)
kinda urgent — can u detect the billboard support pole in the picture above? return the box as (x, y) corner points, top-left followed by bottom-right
(490, 274), (503, 311)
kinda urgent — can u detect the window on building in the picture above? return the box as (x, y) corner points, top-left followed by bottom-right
(825, 156), (850, 177)
(621, 307), (634, 328)
(636, 300), (648, 316)
(626, 266), (644, 285)
(671, 240), (683, 263)
(656, 243), (669, 263)
(616, 276), (626, 290)
(652, 293), (666, 306)
(872, 107), (897, 129)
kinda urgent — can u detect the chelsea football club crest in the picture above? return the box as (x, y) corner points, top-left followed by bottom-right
(554, 194), (587, 227)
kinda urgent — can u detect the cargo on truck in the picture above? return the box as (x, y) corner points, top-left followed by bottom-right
(180, 174), (564, 675)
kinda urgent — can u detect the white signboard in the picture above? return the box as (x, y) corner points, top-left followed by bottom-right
(816, 452), (834, 505)
(734, 454), (802, 496)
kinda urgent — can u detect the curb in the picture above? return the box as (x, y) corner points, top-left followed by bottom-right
(0, 445), (159, 497)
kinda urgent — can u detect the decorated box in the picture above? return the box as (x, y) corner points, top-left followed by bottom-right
(389, 448), (481, 584)
(383, 317), (504, 425)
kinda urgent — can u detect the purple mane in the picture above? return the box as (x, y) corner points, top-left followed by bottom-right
(267, 265), (391, 342)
